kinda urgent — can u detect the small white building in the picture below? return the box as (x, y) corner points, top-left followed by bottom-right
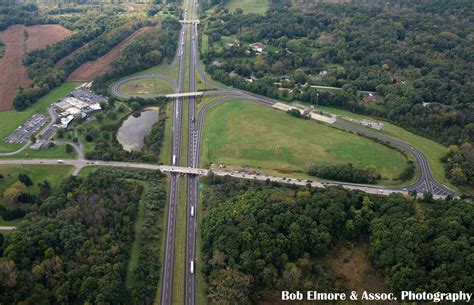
(249, 42), (266, 53)
(60, 115), (75, 128)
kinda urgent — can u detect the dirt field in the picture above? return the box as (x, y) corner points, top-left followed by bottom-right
(67, 27), (153, 82)
(0, 25), (31, 110)
(0, 24), (72, 110)
(25, 24), (72, 52)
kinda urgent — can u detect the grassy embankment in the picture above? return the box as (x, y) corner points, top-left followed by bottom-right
(172, 179), (187, 305)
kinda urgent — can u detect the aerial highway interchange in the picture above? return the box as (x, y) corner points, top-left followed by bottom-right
(0, 0), (458, 304)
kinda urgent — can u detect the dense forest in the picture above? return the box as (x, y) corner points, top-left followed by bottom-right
(0, 168), (166, 304)
(201, 174), (473, 304)
(201, 1), (474, 148)
(0, 3), (43, 31)
(442, 143), (474, 188)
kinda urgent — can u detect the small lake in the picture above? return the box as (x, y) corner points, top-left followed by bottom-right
(117, 109), (159, 152)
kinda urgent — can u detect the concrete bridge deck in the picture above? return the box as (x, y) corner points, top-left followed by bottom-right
(166, 92), (203, 98)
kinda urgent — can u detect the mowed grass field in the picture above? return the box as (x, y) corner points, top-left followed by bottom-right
(201, 101), (409, 184)
(118, 78), (174, 96)
(0, 82), (80, 153)
(223, 0), (269, 14)
(0, 165), (73, 209)
(315, 105), (455, 190)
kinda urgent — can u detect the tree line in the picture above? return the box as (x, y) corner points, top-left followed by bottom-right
(308, 163), (380, 184)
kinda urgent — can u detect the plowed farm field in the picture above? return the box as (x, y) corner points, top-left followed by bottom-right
(25, 24), (72, 52)
(0, 24), (72, 110)
(67, 27), (153, 82)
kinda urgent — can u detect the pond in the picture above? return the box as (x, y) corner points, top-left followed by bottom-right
(117, 109), (159, 152)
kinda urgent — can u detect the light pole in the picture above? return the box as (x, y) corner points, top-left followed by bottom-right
(206, 138), (210, 163)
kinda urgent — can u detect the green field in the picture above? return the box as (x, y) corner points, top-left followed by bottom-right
(201, 101), (411, 185)
(172, 179), (187, 305)
(125, 180), (149, 288)
(0, 144), (78, 160)
(313, 105), (454, 190)
(223, 0), (269, 14)
(0, 82), (80, 153)
(0, 165), (73, 209)
(118, 78), (174, 96)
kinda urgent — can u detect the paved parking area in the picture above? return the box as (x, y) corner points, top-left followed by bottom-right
(4, 114), (48, 144)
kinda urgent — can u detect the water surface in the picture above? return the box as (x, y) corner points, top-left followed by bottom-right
(117, 109), (159, 151)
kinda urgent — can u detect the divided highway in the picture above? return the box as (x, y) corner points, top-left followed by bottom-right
(159, 2), (189, 303)
(106, 0), (458, 304)
(185, 1), (199, 304)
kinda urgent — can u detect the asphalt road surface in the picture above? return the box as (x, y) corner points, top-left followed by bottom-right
(185, 1), (199, 304)
(159, 2), (189, 303)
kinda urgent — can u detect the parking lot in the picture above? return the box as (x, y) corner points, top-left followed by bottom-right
(4, 114), (48, 144)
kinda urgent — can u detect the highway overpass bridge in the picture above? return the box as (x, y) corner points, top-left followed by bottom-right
(180, 20), (200, 24)
(166, 92), (203, 98)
